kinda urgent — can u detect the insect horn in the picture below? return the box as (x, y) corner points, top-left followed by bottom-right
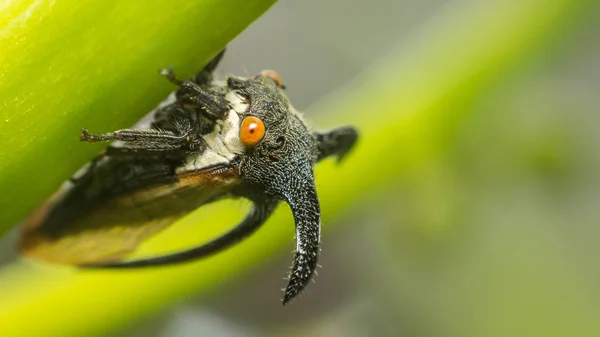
(280, 167), (322, 305)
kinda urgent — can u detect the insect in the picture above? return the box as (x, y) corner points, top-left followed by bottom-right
(18, 49), (358, 304)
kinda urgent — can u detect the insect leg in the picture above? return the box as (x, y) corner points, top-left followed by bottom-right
(179, 82), (230, 121)
(160, 50), (228, 121)
(160, 71), (229, 121)
(159, 66), (183, 86)
(160, 49), (225, 87)
(103, 145), (192, 157)
(80, 109), (204, 151)
(314, 126), (359, 163)
(80, 128), (181, 143)
(80, 127), (194, 151)
(192, 49), (225, 85)
(80, 199), (278, 268)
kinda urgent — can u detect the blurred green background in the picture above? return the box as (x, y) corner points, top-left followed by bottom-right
(1, 0), (600, 336)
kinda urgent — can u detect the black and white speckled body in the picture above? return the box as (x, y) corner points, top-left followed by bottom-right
(19, 49), (358, 304)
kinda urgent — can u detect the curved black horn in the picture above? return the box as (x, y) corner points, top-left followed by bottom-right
(282, 175), (321, 304)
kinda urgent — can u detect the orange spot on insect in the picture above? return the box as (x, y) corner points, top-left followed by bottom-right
(240, 116), (265, 147)
(261, 70), (284, 88)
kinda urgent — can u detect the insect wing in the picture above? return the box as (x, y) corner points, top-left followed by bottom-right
(19, 160), (241, 265)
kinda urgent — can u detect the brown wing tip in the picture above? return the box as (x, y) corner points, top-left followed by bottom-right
(18, 196), (60, 262)
(19, 229), (133, 266)
(19, 230), (76, 265)
(18, 190), (74, 264)
(18, 198), (130, 266)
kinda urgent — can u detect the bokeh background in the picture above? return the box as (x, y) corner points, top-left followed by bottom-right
(1, 0), (599, 336)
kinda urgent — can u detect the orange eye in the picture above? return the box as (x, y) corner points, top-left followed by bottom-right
(261, 70), (284, 88)
(240, 116), (265, 147)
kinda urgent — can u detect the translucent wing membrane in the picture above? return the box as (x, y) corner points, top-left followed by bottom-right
(19, 158), (241, 265)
